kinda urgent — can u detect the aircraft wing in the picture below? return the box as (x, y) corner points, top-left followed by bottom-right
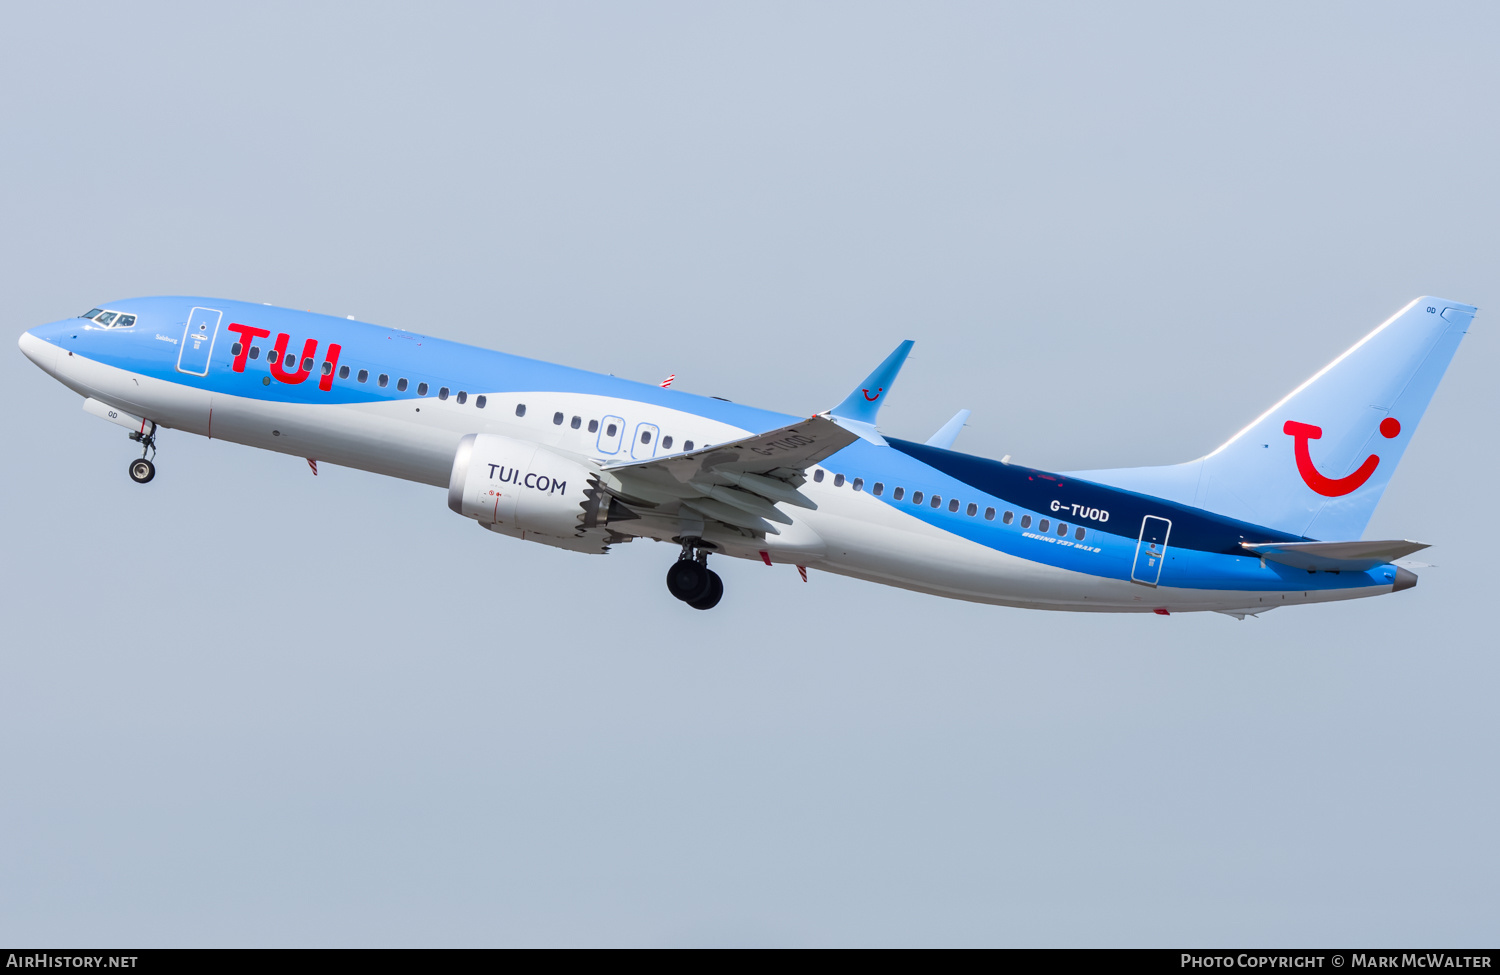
(1240, 539), (1430, 572)
(595, 415), (857, 537)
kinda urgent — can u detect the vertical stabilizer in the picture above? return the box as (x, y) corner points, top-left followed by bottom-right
(1068, 297), (1475, 539)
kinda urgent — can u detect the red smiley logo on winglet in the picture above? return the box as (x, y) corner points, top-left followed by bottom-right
(1284, 417), (1401, 497)
(862, 387), (883, 402)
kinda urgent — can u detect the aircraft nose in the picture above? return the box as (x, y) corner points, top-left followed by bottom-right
(18, 329), (59, 372)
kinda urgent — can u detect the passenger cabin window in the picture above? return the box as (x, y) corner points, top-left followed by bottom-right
(232, 343), (243, 356)
(1020, 515), (1031, 528)
(683, 440), (694, 451)
(1075, 526), (1086, 540)
(322, 361), (333, 375)
(912, 491), (924, 504)
(571, 416), (581, 429)
(475, 395), (486, 408)
(553, 412), (564, 425)
(514, 403), (524, 416)
(985, 507), (996, 521)
(1003, 511), (1014, 525)
(378, 374), (389, 387)
(338, 364), (349, 378)
(250, 346), (262, 359)
(967, 503), (978, 516)
(640, 430), (652, 444)
(1039, 519), (1050, 533)
(357, 369), (369, 383)
(931, 495), (942, 509)
(1057, 522), (1068, 536)
(892, 486), (904, 500)
(285, 353), (296, 367)
(417, 382), (428, 395)
(438, 387), (449, 400)
(813, 470), (824, 483)
(301, 356), (314, 371)
(606, 423), (617, 437)
(833, 474), (845, 487)
(852, 477), (863, 491)
(587, 419), (599, 433)
(872, 482), (883, 497)
(457, 391), (468, 404)
(948, 498), (959, 512)
(662, 435), (673, 449)
(396, 378), (408, 391)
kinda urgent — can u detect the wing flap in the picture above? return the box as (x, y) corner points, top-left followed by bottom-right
(603, 414), (856, 483)
(598, 415), (857, 539)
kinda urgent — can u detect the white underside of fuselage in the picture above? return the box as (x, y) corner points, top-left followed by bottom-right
(32, 340), (1395, 615)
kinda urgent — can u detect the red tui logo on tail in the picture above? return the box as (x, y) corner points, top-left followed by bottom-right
(1284, 417), (1401, 497)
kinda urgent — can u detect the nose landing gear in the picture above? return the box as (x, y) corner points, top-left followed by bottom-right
(127, 429), (157, 484)
(666, 538), (724, 610)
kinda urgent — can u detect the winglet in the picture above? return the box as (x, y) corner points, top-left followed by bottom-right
(829, 340), (914, 425)
(925, 409), (971, 449)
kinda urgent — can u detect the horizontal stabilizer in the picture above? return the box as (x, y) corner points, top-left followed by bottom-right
(1240, 539), (1429, 572)
(925, 409), (971, 449)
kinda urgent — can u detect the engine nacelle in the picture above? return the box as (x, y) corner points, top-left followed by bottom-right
(448, 433), (606, 539)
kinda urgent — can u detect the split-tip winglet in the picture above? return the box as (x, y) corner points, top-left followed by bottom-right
(828, 340), (914, 426)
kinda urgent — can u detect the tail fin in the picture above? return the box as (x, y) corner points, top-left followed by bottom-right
(1068, 297), (1476, 539)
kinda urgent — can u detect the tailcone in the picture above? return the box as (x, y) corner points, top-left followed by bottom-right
(1392, 566), (1418, 592)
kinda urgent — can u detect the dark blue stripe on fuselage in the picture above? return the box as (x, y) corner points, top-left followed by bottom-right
(886, 439), (1308, 554)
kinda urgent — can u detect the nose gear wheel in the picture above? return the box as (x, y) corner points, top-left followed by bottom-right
(127, 428), (158, 484)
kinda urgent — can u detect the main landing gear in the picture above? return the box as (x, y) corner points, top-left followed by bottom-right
(127, 429), (157, 484)
(666, 538), (724, 610)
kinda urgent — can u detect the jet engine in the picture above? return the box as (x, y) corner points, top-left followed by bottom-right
(447, 433), (631, 543)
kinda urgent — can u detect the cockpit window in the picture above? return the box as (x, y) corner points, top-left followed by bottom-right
(82, 308), (103, 319)
(84, 309), (137, 328)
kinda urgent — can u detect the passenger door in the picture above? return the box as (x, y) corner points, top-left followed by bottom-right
(176, 306), (222, 376)
(1131, 516), (1172, 587)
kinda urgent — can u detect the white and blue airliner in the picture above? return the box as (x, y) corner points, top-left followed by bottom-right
(18, 296), (1473, 615)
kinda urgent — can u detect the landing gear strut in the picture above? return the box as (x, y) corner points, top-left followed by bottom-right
(666, 538), (724, 610)
(127, 429), (157, 484)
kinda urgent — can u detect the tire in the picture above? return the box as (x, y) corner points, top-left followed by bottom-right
(687, 570), (724, 610)
(128, 458), (156, 484)
(666, 559), (711, 602)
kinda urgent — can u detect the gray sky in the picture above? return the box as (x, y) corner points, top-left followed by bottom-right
(2, 2), (1496, 947)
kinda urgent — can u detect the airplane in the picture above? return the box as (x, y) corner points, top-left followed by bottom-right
(16, 295), (1474, 616)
